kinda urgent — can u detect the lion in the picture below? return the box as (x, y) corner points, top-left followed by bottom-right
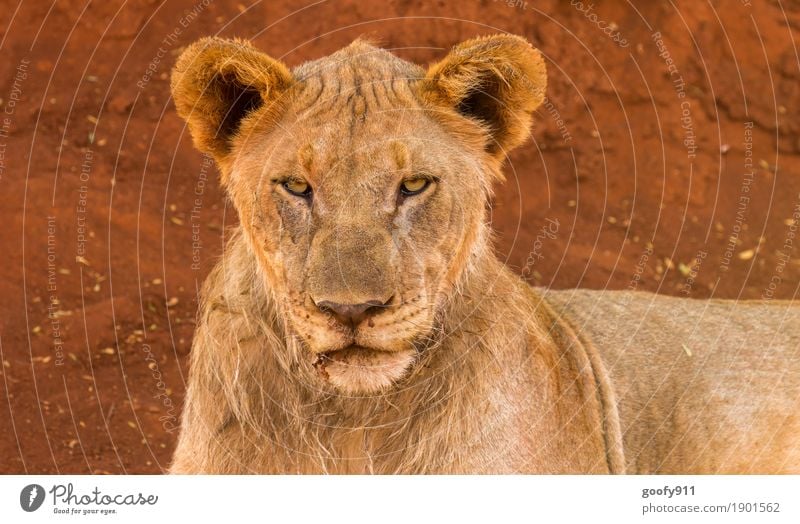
(168, 35), (800, 474)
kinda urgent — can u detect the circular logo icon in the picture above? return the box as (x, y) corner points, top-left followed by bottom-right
(20, 484), (45, 512)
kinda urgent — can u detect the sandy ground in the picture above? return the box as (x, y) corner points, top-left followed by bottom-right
(0, 0), (798, 473)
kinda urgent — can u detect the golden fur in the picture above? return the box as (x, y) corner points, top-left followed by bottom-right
(169, 35), (799, 473)
(547, 290), (800, 473)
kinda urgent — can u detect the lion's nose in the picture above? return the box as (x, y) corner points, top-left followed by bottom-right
(315, 298), (391, 328)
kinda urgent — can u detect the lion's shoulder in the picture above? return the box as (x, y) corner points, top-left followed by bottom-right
(544, 288), (800, 473)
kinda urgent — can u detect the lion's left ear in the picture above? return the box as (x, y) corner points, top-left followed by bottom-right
(421, 34), (546, 158)
(171, 37), (294, 176)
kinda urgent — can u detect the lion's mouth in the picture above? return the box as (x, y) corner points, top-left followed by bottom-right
(312, 345), (416, 393)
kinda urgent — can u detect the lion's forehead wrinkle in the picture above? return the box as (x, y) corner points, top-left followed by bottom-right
(286, 123), (415, 172)
(293, 41), (424, 88)
(389, 141), (409, 170)
(290, 50), (423, 126)
(297, 143), (315, 173)
(292, 76), (412, 119)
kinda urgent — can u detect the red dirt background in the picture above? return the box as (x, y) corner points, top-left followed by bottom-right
(1, 0), (798, 473)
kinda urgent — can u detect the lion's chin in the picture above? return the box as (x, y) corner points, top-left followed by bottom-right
(312, 345), (416, 394)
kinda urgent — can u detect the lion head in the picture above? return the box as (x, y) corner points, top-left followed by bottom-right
(171, 35), (546, 394)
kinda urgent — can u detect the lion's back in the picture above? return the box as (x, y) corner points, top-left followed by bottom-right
(544, 288), (800, 473)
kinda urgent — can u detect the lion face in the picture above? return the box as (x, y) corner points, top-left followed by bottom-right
(172, 36), (546, 393)
(232, 110), (487, 393)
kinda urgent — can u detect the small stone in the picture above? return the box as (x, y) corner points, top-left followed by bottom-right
(737, 249), (755, 260)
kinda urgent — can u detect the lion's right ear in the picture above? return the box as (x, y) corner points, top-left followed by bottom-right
(421, 35), (546, 160)
(171, 37), (294, 173)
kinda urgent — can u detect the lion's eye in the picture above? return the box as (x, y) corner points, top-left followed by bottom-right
(283, 179), (311, 197)
(400, 178), (430, 196)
